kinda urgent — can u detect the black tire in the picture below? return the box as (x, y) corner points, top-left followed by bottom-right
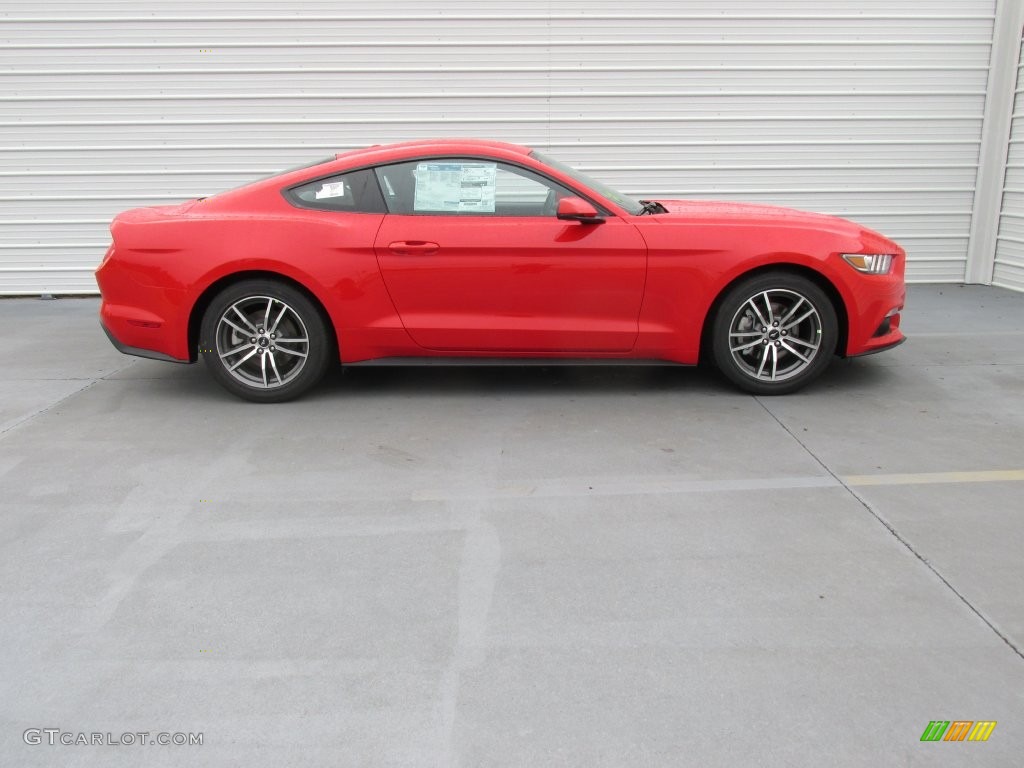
(710, 272), (838, 395)
(199, 279), (331, 403)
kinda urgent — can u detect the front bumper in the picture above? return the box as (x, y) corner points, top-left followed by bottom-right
(848, 334), (906, 357)
(842, 269), (906, 357)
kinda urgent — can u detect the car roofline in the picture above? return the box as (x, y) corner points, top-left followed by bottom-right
(200, 141), (639, 218)
(282, 150), (619, 218)
(204, 141), (535, 204)
(334, 139), (532, 163)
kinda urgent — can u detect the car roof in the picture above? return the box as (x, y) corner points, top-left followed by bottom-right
(335, 139), (533, 163)
(212, 140), (535, 203)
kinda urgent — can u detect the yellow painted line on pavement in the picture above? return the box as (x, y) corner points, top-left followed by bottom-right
(409, 469), (1024, 502)
(844, 469), (1024, 487)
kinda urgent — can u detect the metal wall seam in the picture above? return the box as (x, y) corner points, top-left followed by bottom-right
(994, 33), (1024, 289)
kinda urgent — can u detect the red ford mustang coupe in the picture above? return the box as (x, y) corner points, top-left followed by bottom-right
(97, 139), (905, 402)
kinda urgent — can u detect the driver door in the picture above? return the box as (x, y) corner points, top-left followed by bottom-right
(372, 158), (647, 353)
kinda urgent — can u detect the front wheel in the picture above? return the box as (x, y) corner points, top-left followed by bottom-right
(710, 273), (838, 395)
(199, 279), (331, 403)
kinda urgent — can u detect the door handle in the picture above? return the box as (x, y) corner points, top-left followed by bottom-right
(388, 240), (439, 255)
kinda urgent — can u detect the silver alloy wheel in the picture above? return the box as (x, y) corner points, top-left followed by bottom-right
(215, 295), (310, 389)
(727, 288), (822, 383)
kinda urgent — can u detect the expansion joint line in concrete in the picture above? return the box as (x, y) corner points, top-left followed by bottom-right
(0, 360), (138, 441)
(753, 397), (1024, 665)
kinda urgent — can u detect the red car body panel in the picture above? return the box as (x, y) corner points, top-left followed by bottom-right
(374, 214), (647, 353)
(96, 139), (905, 367)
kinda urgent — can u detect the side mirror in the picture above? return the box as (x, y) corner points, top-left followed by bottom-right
(556, 197), (604, 224)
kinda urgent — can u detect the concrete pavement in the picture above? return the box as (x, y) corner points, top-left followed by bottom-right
(1, 285), (1022, 766)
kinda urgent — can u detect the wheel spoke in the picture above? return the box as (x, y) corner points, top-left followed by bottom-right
(780, 340), (811, 363)
(232, 306), (258, 333)
(263, 298), (273, 332)
(729, 330), (762, 338)
(221, 317), (251, 337)
(761, 292), (776, 324)
(770, 345), (778, 379)
(218, 343), (251, 359)
(757, 345), (771, 378)
(260, 351), (268, 388)
(779, 297), (806, 326)
(267, 352), (283, 385)
(783, 308), (816, 330)
(227, 347), (258, 372)
(269, 304), (289, 334)
(274, 344), (307, 358)
(274, 337), (308, 344)
(785, 336), (819, 350)
(747, 299), (769, 329)
(731, 338), (763, 353)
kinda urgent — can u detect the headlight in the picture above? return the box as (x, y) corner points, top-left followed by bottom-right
(841, 253), (893, 275)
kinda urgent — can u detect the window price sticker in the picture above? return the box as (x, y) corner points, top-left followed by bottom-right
(414, 162), (496, 213)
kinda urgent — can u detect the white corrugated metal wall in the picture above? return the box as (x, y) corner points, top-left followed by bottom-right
(0, 1), (1002, 294)
(995, 30), (1024, 290)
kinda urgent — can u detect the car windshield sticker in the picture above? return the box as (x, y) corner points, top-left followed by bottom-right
(413, 162), (497, 213)
(314, 180), (345, 199)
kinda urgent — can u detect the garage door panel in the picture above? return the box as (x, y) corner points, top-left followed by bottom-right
(0, 1), (996, 293)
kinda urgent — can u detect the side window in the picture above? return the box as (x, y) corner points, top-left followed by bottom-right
(374, 159), (573, 216)
(286, 168), (386, 213)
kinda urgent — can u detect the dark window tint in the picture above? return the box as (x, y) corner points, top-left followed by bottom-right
(287, 168), (386, 213)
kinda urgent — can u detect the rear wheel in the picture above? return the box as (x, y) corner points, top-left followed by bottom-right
(711, 272), (838, 395)
(199, 279), (331, 402)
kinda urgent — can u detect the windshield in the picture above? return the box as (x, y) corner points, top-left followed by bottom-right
(530, 150), (644, 215)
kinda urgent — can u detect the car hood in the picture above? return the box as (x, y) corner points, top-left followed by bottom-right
(649, 199), (849, 226)
(644, 199), (901, 252)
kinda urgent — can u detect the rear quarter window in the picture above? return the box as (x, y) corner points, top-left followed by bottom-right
(285, 168), (386, 213)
